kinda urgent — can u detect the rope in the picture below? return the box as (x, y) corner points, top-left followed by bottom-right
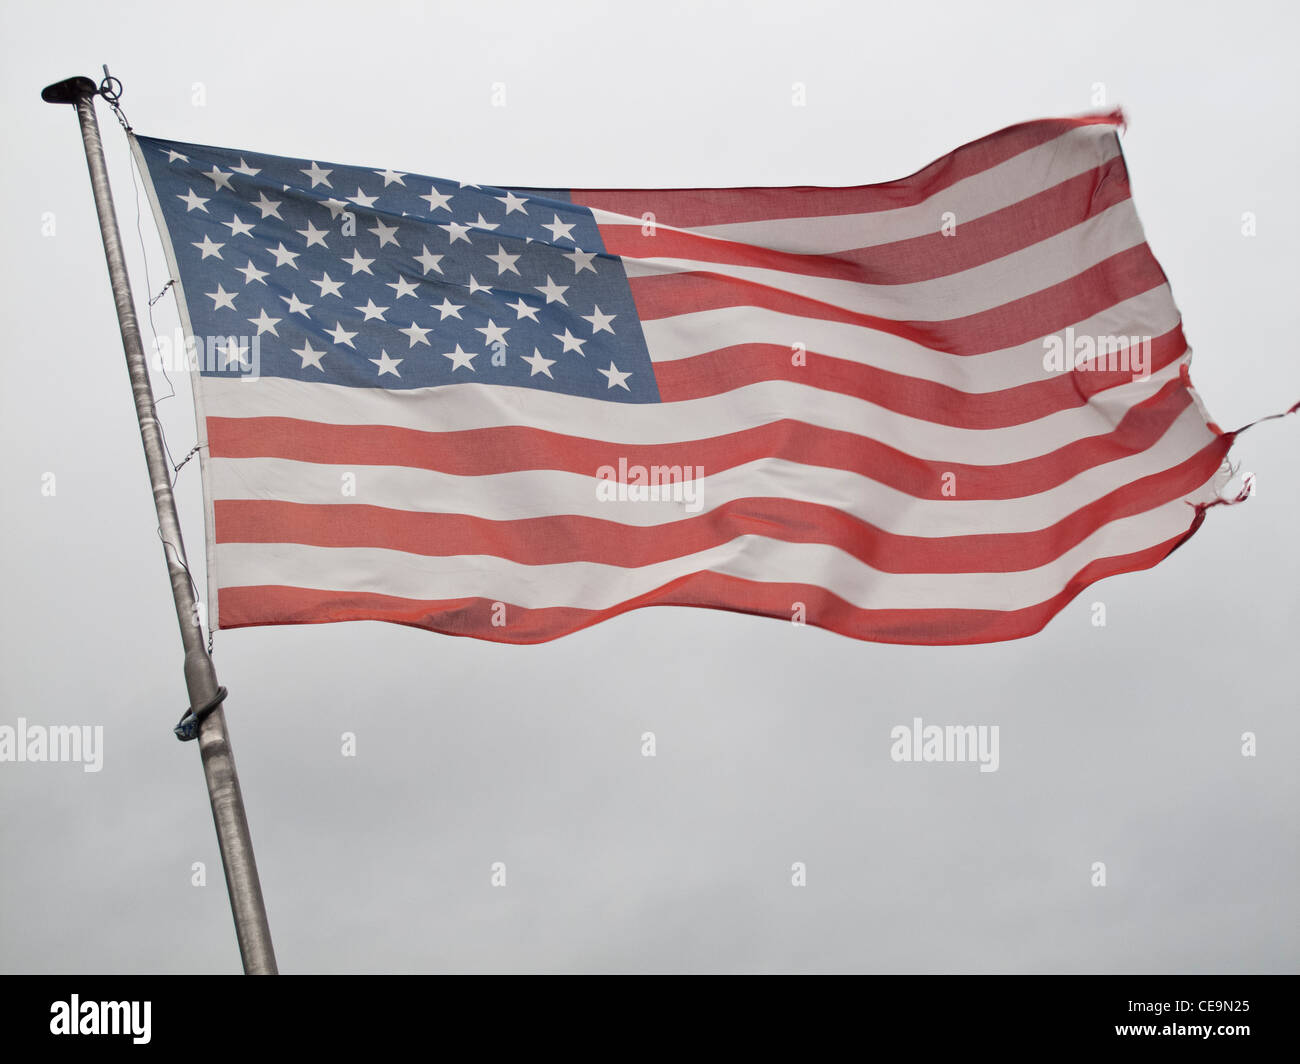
(155, 525), (203, 628)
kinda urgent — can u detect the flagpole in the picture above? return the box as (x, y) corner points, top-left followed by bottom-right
(42, 75), (277, 975)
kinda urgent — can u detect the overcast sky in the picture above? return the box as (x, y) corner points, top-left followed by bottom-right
(1, 0), (1296, 973)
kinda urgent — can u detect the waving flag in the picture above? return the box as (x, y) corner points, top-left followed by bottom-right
(133, 112), (1238, 645)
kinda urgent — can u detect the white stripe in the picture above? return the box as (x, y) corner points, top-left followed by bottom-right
(200, 360), (1184, 465)
(639, 287), (1183, 387)
(619, 199), (1145, 322)
(588, 125), (1121, 253)
(213, 491), (1213, 613)
(206, 403), (1218, 536)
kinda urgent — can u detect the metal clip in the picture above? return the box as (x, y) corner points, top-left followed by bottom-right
(98, 64), (123, 104)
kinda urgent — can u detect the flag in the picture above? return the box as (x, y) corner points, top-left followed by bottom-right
(132, 112), (1238, 645)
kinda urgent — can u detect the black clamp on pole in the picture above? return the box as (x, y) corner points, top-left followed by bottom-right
(174, 687), (229, 742)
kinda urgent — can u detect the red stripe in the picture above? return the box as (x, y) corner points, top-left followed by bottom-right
(628, 243), (1166, 356)
(597, 157), (1131, 285)
(654, 326), (1187, 422)
(206, 376), (1197, 502)
(571, 114), (1124, 228)
(216, 516), (1201, 646)
(212, 438), (1227, 574)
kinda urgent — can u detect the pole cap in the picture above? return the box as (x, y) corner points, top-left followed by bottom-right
(41, 76), (98, 104)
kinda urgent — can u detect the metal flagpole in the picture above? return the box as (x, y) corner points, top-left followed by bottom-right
(42, 74), (278, 975)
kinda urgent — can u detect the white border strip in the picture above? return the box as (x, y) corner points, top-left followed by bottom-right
(128, 133), (222, 632)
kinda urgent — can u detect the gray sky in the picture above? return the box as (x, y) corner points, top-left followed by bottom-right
(1, 0), (1296, 973)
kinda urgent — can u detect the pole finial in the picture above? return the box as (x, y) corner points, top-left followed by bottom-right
(41, 75), (98, 104)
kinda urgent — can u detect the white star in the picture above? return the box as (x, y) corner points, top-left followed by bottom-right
(326, 321), (358, 348)
(534, 275), (569, 305)
(237, 259), (268, 285)
(553, 328), (587, 355)
(251, 192), (282, 219)
(248, 308), (281, 336)
(354, 299), (389, 321)
(420, 186), (453, 212)
(294, 340), (326, 370)
(191, 234), (224, 259)
(370, 349), (403, 377)
(321, 197), (349, 219)
(599, 362), (632, 390)
(432, 297), (464, 320)
(399, 321), (433, 347)
(541, 214), (576, 242)
(204, 166), (233, 191)
(269, 242), (300, 269)
(343, 248), (375, 275)
(507, 297), (540, 322)
(219, 338), (251, 368)
(178, 188), (209, 213)
(349, 187), (378, 209)
(387, 276), (420, 300)
(281, 293), (313, 317)
(440, 220), (472, 245)
(469, 212), (499, 231)
(297, 221), (330, 248)
(413, 245), (444, 275)
(230, 158), (261, 176)
(476, 319), (510, 346)
(373, 167), (406, 187)
(564, 247), (598, 274)
(442, 344), (478, 372)
(205, 284), (237, 311)
(311, 272), (344, 298)
(485, 244), (521, 276)
(582, 306), (617, 334)
(495, 191), (529, 215)
(369, 218), (401, 248)
(164, 149), (188, 163)
(467, 275), (493, 296)
(223, 213), (255, 238)
(299, 161), (333, 188)
(523, 348), (556, 378)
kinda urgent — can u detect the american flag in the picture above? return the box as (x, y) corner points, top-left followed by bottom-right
(133, 112), (1235, 645)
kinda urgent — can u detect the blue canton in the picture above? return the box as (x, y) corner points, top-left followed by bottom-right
(136, 135), (659, 403)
